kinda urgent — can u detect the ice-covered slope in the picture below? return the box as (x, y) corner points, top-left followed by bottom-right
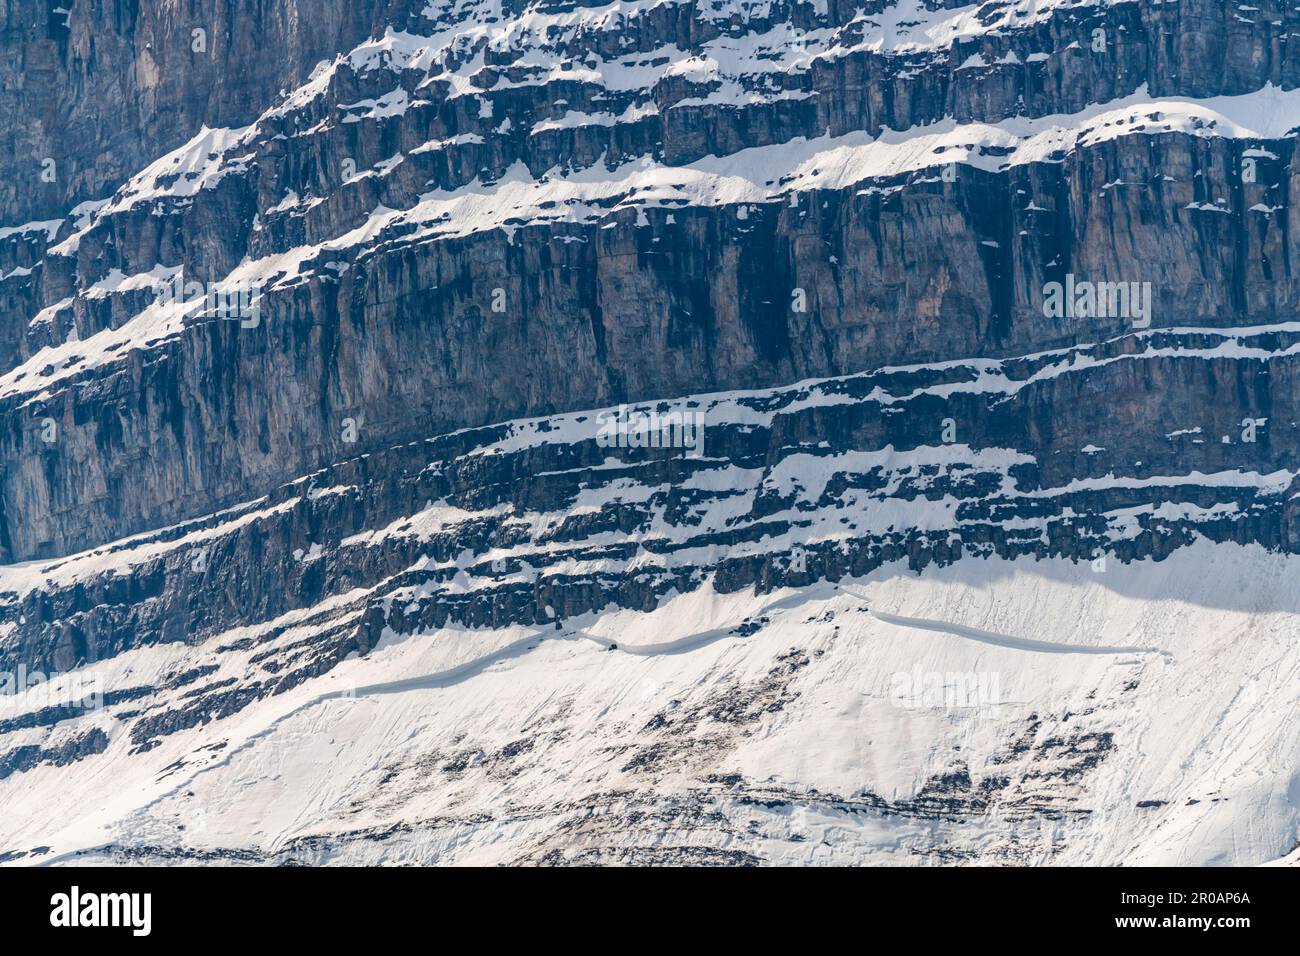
(1, 542), (1296, 865)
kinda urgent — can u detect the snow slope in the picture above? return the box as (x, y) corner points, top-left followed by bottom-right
(2, 542), (1296, 866)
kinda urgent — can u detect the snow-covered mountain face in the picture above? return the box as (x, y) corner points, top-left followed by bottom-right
(0, 0), (1298, 865)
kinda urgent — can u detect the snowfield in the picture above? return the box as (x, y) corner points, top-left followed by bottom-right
(2, 543), (1296, 866)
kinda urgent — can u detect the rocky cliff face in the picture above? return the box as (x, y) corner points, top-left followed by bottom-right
(4, 0), (1300, 561)
(0, 0), (1296, 866)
